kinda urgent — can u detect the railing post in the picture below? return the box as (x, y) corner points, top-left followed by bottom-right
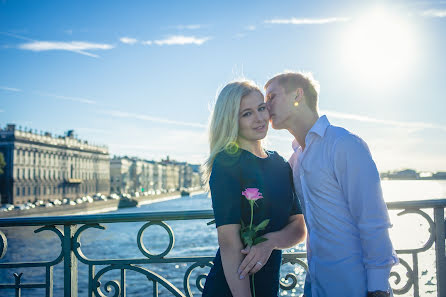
(434, 207), (446, 297)
(63, 224), (78, 297)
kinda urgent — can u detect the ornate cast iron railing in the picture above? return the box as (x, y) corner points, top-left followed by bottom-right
(0, 199), (445, 297)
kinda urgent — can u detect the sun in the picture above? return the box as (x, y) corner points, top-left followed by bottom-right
(340, 7), (417, 87)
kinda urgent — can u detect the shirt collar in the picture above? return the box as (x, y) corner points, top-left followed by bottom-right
(291, 115), (330, 152)
(308, 115), (330, 138)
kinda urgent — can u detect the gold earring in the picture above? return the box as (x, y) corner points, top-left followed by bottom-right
(294, 101), (299, 107)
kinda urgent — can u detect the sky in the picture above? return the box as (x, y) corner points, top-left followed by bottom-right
(1, 0), (446, 172)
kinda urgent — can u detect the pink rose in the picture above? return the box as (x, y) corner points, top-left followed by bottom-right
(242, 188), (263, 201)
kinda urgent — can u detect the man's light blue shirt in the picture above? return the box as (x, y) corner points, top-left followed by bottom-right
(289, 115), (399, 297)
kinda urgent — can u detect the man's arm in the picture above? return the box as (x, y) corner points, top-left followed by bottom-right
(334, 134), (398, 293)
(217, 224), (252, 297)
(238, 214), (306, 278)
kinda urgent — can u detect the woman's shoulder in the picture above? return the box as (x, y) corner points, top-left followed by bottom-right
(210, 150), (243, 186)
(267, 150), (289, 165)
(213, 149), (243, 169)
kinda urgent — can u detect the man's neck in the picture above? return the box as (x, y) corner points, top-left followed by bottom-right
(288, 112), (319, 151)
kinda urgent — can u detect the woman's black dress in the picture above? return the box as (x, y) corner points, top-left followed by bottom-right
(202, 149), (302, 297)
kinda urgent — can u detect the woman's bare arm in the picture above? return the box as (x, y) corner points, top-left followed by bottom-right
(217, 224), (252, 297)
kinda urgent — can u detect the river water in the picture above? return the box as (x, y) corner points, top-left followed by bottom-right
(0, 180), (445, 297)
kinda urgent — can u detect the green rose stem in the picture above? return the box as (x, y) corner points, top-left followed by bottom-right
(241, 188), (268, 297)
(250, 200), (254, 229)
(249, 200), (255, 297)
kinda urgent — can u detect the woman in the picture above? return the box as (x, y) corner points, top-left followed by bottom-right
(201, 80), (306, 297)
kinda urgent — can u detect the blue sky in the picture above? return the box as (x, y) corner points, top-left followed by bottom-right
(1, 0), (446, 171)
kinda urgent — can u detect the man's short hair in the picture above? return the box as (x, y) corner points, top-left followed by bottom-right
(265, 71), (320, 112)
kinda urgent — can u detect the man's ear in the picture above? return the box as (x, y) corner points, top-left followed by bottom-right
(295, 88), (304, 102)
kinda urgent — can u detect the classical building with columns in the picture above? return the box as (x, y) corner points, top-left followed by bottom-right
(0, 124), (110, 205)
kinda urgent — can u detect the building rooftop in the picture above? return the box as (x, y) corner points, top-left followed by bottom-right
(0, 124), (108, 154)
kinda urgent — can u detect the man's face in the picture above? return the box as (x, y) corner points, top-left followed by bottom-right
(265, 80), (294, 130)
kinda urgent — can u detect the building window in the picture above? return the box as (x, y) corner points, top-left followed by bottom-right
(16, 187), (20, 196)
(22, 187), (26, 196)
(28, 187), (31, 196)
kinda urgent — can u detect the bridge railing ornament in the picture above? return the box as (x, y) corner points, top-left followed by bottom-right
(0, 199), (445, 297)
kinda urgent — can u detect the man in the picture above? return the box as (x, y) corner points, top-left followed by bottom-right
(238, 72), (398, 297)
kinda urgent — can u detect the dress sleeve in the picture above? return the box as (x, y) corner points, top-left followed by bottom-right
(288, 164), (303, 216)
(209, 153), (242, 228)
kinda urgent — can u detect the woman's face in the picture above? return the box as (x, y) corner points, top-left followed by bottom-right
(237, 90), (269, 142)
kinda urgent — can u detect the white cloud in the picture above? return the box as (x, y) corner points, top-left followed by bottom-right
(0, 86), (21, 92)
(322, 110), (446, 132)
(18, 41), (114, 57)
(119, 37), (138, 44)
(0, 109), (4, 113)
(36, 92), (97, 105)
(102, 110), (207, 128)
(142, 40), (153, 45)
(176, 24), (203, 30)
(0, 31), (34, 41)
(233, 26), (257, 39)
(3, 32), (114, 57)
(234, 33), (246, 39)
(265, 17), (350, 25)
(152, 35), (210, 46)
(421, 9), (446, 17)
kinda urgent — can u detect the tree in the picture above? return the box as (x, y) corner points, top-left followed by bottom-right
(0, 152), (5, 175)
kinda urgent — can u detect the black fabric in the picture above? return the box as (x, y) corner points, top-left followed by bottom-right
(202, 149), (302, 297)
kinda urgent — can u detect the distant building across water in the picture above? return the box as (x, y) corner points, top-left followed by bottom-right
(380, 169), (446, 180)
(110, 155), (201, 195)
(0, 124), (202, 206)
(0, 124), (110, 205)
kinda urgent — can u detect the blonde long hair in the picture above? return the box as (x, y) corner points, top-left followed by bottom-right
(202, 80), (262, 189)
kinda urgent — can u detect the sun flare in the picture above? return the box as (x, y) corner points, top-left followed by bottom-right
(340, 8), (417, 86)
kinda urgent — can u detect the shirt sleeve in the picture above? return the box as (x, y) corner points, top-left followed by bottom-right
(209, 153), (242, 228)
(333, 134), (399, 292)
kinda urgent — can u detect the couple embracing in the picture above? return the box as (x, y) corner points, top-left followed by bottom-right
(201, 72), (399, 297)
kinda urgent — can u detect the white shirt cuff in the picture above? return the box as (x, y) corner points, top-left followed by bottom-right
(367, 267), (391, 292)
